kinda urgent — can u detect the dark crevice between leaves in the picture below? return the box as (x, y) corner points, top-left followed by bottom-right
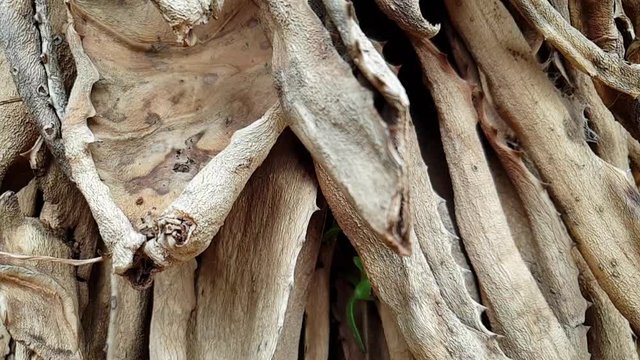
(123, 251), (159, 290)
(0, 157), (33, 194)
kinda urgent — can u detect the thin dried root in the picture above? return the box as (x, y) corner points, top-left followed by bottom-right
(0, 251), (102, 266)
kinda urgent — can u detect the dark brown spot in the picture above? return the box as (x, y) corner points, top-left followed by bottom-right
(123, 253), (159, 289)
(246, 18), (259, 28)
(145, 112), (160, 125)
(36, 84), (48, 96)
(173, 163), (191, 173)
(135, 197), (144, 205)
(170, 90), (185, 104)
(129, 145), (212, 195)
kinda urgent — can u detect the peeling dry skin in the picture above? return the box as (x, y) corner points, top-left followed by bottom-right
(259, 0), (411, 255)
(448, 0), (640, 335)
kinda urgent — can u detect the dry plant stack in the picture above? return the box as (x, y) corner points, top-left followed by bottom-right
(1, 0), (640, 359)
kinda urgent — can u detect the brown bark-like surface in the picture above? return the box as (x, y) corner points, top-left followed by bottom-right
(3, 0), (640, 358)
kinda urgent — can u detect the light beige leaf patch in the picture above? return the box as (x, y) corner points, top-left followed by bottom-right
(0, 265), (82, 360)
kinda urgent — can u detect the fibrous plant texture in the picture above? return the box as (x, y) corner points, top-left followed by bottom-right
(2, 0), (640, 359)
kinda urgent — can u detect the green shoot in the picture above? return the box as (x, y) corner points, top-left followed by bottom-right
(347, 256), (372, 353)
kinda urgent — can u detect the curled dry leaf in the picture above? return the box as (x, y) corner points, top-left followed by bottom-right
(62, 16), (146, 274)
(447, 0), (640, 335)
(258, 0), (411, 255)
(0, 265), (82, 360)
